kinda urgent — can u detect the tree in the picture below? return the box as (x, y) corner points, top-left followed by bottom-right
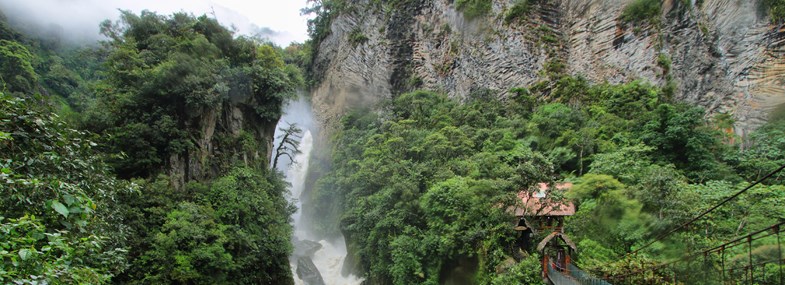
(86, 11), (299, 284)
(141, 203), (233, 284)
(489, 253), (545, 285)
(0, 93), (130, 284)
(637, 103), (733, 182)
(205, 167), (294, 284)
(0, 40), (37, 94)
(567, 174), (651, 253)
(306, 90), (558, 284)
(272, 123), (303, 169)
(589, 144), (655, 184)
(93, 11), (299, 179)
(734, 119), (785, 183)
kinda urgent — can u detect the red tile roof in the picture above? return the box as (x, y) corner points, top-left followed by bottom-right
(513, 183), (576, 217)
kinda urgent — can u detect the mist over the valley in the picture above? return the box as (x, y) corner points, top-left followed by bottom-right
(0, 0), (305, 46)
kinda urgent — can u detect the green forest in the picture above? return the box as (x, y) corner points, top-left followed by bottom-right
(1, 10), (304, 284)
(2, 1), (785, 285)
(304, 78), (785, 284)
(298, 0), (785, 284)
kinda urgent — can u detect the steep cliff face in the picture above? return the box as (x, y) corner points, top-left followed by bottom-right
(310, 0), (785, 134)
(167, 100), (277, 189)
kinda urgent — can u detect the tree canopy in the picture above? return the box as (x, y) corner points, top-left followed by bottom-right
(0, 10), (299, 284)
(306, 77), (785, 284)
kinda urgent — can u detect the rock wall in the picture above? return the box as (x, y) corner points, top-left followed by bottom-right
(310, 0), (785, 135)
(168, 98), (277, 189)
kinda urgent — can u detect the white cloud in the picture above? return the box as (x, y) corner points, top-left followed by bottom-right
(0, 0), (310, 46)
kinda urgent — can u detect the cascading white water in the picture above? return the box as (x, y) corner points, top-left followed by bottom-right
(276, 95), (363, 285)
(287, 130), (312, 238)
(302, 238), (363, 285)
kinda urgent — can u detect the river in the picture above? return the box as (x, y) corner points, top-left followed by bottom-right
(275, 95), (363, 285)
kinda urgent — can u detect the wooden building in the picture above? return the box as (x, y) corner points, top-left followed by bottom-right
(511, 182), (577, 276)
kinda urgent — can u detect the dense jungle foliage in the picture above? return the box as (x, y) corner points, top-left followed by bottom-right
(305, 76), (785, 284)
(1, 10), (301, 284)
(298, 1), (785, 283)
(3, 1), (785, 284)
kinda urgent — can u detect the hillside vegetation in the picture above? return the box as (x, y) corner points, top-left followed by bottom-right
(2, 2), (785, 285)
(306, 74), (785, 284)
(1, 10), (302, 284)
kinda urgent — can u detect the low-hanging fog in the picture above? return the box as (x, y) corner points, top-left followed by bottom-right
(0, 0), (309, 46)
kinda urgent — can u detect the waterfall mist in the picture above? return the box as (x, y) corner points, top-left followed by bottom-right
(274, 93), (363, 285)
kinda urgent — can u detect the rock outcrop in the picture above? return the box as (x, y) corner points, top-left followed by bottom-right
(293, 238), (327, 285)
(310, 0), (785, 135)
(297, 257), (326, 285)
(168, 97), (277, 189)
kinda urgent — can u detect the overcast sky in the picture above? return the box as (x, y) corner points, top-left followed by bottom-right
(0, 0), (311, 46)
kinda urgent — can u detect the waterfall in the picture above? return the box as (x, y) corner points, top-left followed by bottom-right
(288, 130), (312, 238)
(276, 95), (363, 285)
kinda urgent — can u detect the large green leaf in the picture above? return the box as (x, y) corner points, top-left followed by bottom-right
(51, 201), (69, 218)
(18, 248), (32, 261)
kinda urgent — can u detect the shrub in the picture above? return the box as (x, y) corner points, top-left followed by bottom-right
(456, 0), (492, 20)
(620, 0), (661, 25)
(504, 0), (530, 25)
(657, 53), (671, 75)
(541, 33), (558, 44)
(762, 0), (785, 23)
(0, 40), (37, 93)
(348, 27), (368, 47)
(0, 92), (131, 284)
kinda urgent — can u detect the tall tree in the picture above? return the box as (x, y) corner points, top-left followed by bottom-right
(273, 123), (303, 169)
